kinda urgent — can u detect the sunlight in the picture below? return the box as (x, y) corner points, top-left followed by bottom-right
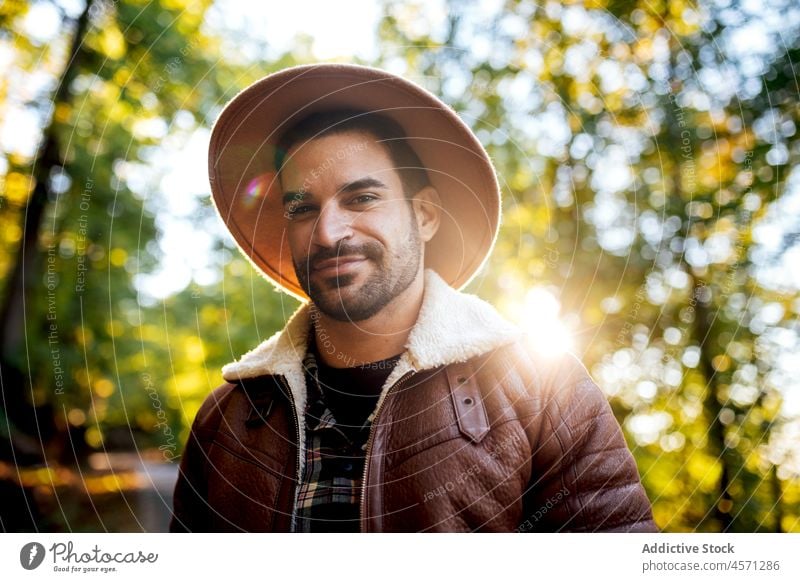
(518, 287), (574, 357)
(208, 0), (380, 60)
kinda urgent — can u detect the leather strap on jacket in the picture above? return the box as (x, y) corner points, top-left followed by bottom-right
(446, 362), (490, 443)
(242, 378), (277, 428)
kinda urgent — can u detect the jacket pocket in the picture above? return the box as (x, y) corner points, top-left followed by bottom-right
(205, 438), (285, 531)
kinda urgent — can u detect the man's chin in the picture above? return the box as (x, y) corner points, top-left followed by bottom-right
(309, 278), (383, 322)
(312, 298), (372, 323)
(311, 270), (361, 291)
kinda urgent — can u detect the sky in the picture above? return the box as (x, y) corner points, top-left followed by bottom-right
(205, 0), (382, 62)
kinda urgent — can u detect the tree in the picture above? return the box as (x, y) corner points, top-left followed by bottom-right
(0, 0), (299, 530)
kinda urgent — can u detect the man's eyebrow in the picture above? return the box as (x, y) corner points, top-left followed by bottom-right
(337, 177), (389, 194)
(282, 191), (308, 206)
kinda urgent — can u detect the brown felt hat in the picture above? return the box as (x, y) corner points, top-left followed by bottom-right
(208, 63), (501, 301)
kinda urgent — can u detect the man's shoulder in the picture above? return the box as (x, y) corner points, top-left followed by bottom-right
(480, 340), (607, 411)
(487, 339), (593, 386)
(192, 374), (290, 429)
(190, 381), (240, 431)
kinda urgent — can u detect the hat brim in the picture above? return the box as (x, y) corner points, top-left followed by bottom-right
(208, 63), (500, 301)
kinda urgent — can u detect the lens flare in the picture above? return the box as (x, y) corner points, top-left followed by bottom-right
(518, 287), (574, 356)
(243, 172), (275, 208)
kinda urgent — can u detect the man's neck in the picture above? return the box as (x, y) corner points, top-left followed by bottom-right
(310, 274), (424, 369)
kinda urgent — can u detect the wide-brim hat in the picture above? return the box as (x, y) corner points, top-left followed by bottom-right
(208, 62), (501, 301)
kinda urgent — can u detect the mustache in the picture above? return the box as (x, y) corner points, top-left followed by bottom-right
(300, 241), (383, 271)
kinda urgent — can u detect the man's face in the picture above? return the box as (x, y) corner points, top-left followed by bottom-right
(279, 130), (423, 322)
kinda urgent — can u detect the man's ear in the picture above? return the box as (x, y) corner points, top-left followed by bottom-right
(411, 186), (442, 243)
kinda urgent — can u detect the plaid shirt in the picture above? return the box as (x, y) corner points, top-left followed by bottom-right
(294, 345), (398, 532)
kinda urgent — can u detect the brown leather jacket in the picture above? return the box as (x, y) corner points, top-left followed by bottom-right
(170, 270), (657, 532)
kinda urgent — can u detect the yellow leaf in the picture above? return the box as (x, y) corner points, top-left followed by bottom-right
(170, 370), (207, 397)
(94, 378), (115, 398)
(85, 426), (104, 448)
(110, 247), (127, 267)
(3, 222), (21, 244)
(185, 336), (206, 363)
(3, 172), (34, 205)
(54, 103), (71, 124)
(99, 25), (126, 60)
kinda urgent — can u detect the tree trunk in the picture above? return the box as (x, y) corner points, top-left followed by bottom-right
(694, 290), (734, 531)
(0, 0), (93, 455)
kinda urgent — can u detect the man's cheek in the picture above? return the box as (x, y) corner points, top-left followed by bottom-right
(286, 229), (311, 265)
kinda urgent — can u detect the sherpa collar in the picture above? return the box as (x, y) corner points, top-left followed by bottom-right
(221, 268), (521, 384)
(220, 268), (522, 513)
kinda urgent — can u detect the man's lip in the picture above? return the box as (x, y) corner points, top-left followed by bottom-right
(311, 256), (367, 273)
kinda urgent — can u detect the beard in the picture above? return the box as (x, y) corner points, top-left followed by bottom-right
(293, 217), (422, 322)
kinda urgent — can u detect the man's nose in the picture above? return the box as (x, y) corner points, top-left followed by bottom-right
(311, 202), (354, 248)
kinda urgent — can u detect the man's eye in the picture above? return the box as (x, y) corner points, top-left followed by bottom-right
(352, 193), (377, 204)
(286, 204), (313, 219)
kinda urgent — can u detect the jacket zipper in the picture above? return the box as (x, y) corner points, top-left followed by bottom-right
(359, 369), (415, 532)
(278, 375), (303, 532)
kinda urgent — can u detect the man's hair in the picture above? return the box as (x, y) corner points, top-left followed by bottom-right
(274, 109), (432, 198)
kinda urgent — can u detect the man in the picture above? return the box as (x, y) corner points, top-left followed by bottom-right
(170, 63), (657, 532)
